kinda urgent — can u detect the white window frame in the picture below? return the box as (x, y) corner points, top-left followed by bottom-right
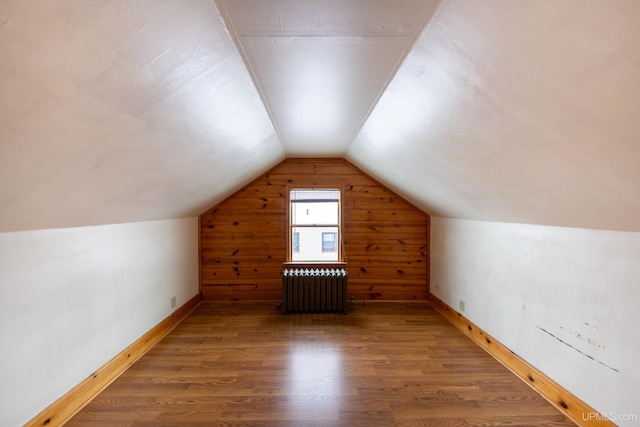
(288, 188), (342, 263)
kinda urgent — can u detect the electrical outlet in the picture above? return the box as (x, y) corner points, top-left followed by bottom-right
(459, 299), (465, 312)
(171, 296), (177, 309)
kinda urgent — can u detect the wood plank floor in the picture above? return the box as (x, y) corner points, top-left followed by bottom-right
(67, 302), (575, 426)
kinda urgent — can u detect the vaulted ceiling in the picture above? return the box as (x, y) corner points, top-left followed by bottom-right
(1, 0), (639, 233)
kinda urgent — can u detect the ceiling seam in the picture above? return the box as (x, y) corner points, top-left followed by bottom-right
(343, 0), (443, 156)
(213, 0), (288, 155)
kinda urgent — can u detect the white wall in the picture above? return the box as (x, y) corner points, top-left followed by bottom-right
(0, 218), (199, 427)
(431, 217), (640, 426)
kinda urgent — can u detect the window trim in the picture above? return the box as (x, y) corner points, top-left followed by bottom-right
(287, 187), (343, 263)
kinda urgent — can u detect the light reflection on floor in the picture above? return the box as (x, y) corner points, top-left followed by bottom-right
(286, 343), (344, 420)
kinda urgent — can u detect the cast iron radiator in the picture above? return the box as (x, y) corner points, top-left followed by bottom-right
(281, 268), (348, 314)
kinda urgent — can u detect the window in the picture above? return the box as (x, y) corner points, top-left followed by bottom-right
(322, 232), (337, 252)
(292, 232), (300, 253)
(289, 188), (341, 262)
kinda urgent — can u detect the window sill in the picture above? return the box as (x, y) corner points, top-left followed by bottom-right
(284, 261), (347, 269)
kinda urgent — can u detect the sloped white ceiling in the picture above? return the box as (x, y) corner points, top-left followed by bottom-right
(216, 0), (437, 156)
(1, 0), (640, 233)
(0, 0), (284, 232)
(346, 0), (640, 231)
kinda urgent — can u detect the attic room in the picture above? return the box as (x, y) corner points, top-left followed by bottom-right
(1, 0), (639, 426)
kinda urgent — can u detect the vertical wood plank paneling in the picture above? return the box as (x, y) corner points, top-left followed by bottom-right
(199, 159), (430, 301)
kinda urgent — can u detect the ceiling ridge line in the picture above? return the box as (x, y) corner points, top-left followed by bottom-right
(343, 0), (443, 156)
(213, 0), (287, 154)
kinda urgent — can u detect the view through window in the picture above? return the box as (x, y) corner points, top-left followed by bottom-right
(290, 189), (341, 262)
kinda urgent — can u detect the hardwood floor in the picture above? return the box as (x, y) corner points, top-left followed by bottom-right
(67, 302), (575, 426)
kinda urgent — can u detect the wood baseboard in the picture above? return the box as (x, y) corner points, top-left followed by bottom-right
(25, 294), (201, 427)
(428, 293), (614, 427)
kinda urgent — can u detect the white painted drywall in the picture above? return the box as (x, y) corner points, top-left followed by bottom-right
(430, 217), (640, 425)
(0, 218), (199, 427)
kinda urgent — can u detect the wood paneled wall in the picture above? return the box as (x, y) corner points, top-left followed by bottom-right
(199, 158), (429, 301)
